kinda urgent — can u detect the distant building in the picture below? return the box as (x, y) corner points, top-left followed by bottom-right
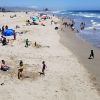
(0, 8), (6, 12)
(44, 8), (49, 11)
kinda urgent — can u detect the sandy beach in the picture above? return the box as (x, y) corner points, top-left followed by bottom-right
(0, 12), (100, 100)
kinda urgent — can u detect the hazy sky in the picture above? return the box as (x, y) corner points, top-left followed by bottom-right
(0, 0), (99, 10)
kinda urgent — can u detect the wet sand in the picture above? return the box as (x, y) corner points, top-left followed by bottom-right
(58, 24), (100, 92)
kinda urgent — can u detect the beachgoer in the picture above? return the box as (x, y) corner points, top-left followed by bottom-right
(1, 60), (9, 71)
(18, 60), (23, 79)
(55, 27), (58, 30)
(51, 20), (53, 25)
(25, 39), (29, 47)
(5, 25), (8, 30)
(93, 27), (96, 31)
(13, 31), (16, 40)
(88, 50), (94, 59)
(42, 61), (47, 75)
(2, 37), (7, 46)
(80, 22), (85, 30)
(34, 42), (37, 46)
(1, 26), (4, 35)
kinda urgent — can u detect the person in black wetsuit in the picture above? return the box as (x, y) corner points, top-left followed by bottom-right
(88, 50), (94, 59)
(42, 61), (47, 75)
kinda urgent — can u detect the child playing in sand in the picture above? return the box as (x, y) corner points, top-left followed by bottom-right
(18, 60), (24, 79)
(1, 60), (10, 71)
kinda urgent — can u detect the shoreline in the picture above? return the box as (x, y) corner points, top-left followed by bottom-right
(58, 20), (100, 92)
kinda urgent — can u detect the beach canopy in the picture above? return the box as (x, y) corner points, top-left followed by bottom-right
(41, 15), (47, 19)
(32, 16), (39, 22)
(3, 29), (14, 36)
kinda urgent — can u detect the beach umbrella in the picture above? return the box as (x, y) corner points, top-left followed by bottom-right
(41, 15), (47, 19)
(32, 16), (39, 22)
(3, 29), (14, 36)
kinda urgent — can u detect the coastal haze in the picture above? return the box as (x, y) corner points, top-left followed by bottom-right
(0, 0), (100, 100)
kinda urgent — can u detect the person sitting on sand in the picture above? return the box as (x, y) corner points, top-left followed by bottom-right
(18, 60), (24, 79)
(2, 37), (7, 46)
(42, 61), (47, 75)
(88, 50), (94, 59)
(25, 39), (29, 47)
(1, 60), (10, 71)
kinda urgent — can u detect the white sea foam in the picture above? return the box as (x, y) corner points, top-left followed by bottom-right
(71, 12), (100, 19)
(52, 10), (61, 14)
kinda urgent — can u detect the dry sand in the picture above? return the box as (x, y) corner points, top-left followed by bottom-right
(0, 12), (99, 100)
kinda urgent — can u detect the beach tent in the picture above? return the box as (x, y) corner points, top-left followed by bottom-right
(3, 29), (14, 36)
(32, 16), (39, 22)
(41, 15), (47, 19)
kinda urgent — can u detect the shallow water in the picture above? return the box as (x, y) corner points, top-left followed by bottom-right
(53, 10), (100, 48)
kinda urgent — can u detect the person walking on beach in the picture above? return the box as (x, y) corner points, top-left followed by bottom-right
(18, 60), (24, 79)
(88, 50), (94, 59)
(42, 61), (47, 75)
(25, 39), (29, 47)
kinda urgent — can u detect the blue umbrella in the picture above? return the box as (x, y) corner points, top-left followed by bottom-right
(3, 29), (14, 36)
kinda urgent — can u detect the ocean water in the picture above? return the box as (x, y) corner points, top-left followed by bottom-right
(53, 10), (100, 48)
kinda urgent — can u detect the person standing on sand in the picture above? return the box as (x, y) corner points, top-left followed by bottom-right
(1, 26), (4, 35)
(5, 25), (8, 30)
(88, 50), (94, 59)
(42, 61), (47, 75)
(25, 39), (29, 47)
(13, 30), (16, 40)
(18, 60), (24, 79)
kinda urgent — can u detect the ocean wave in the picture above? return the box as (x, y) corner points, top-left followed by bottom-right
(52, 10), (61, 14)
(69, 12), (100, 19)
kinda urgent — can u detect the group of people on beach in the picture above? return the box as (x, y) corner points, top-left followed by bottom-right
(1, 25), (8, 34)
(61, 17), (95, 60)
(62, 19), (75, 31)
(0, 60), (47, 79)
